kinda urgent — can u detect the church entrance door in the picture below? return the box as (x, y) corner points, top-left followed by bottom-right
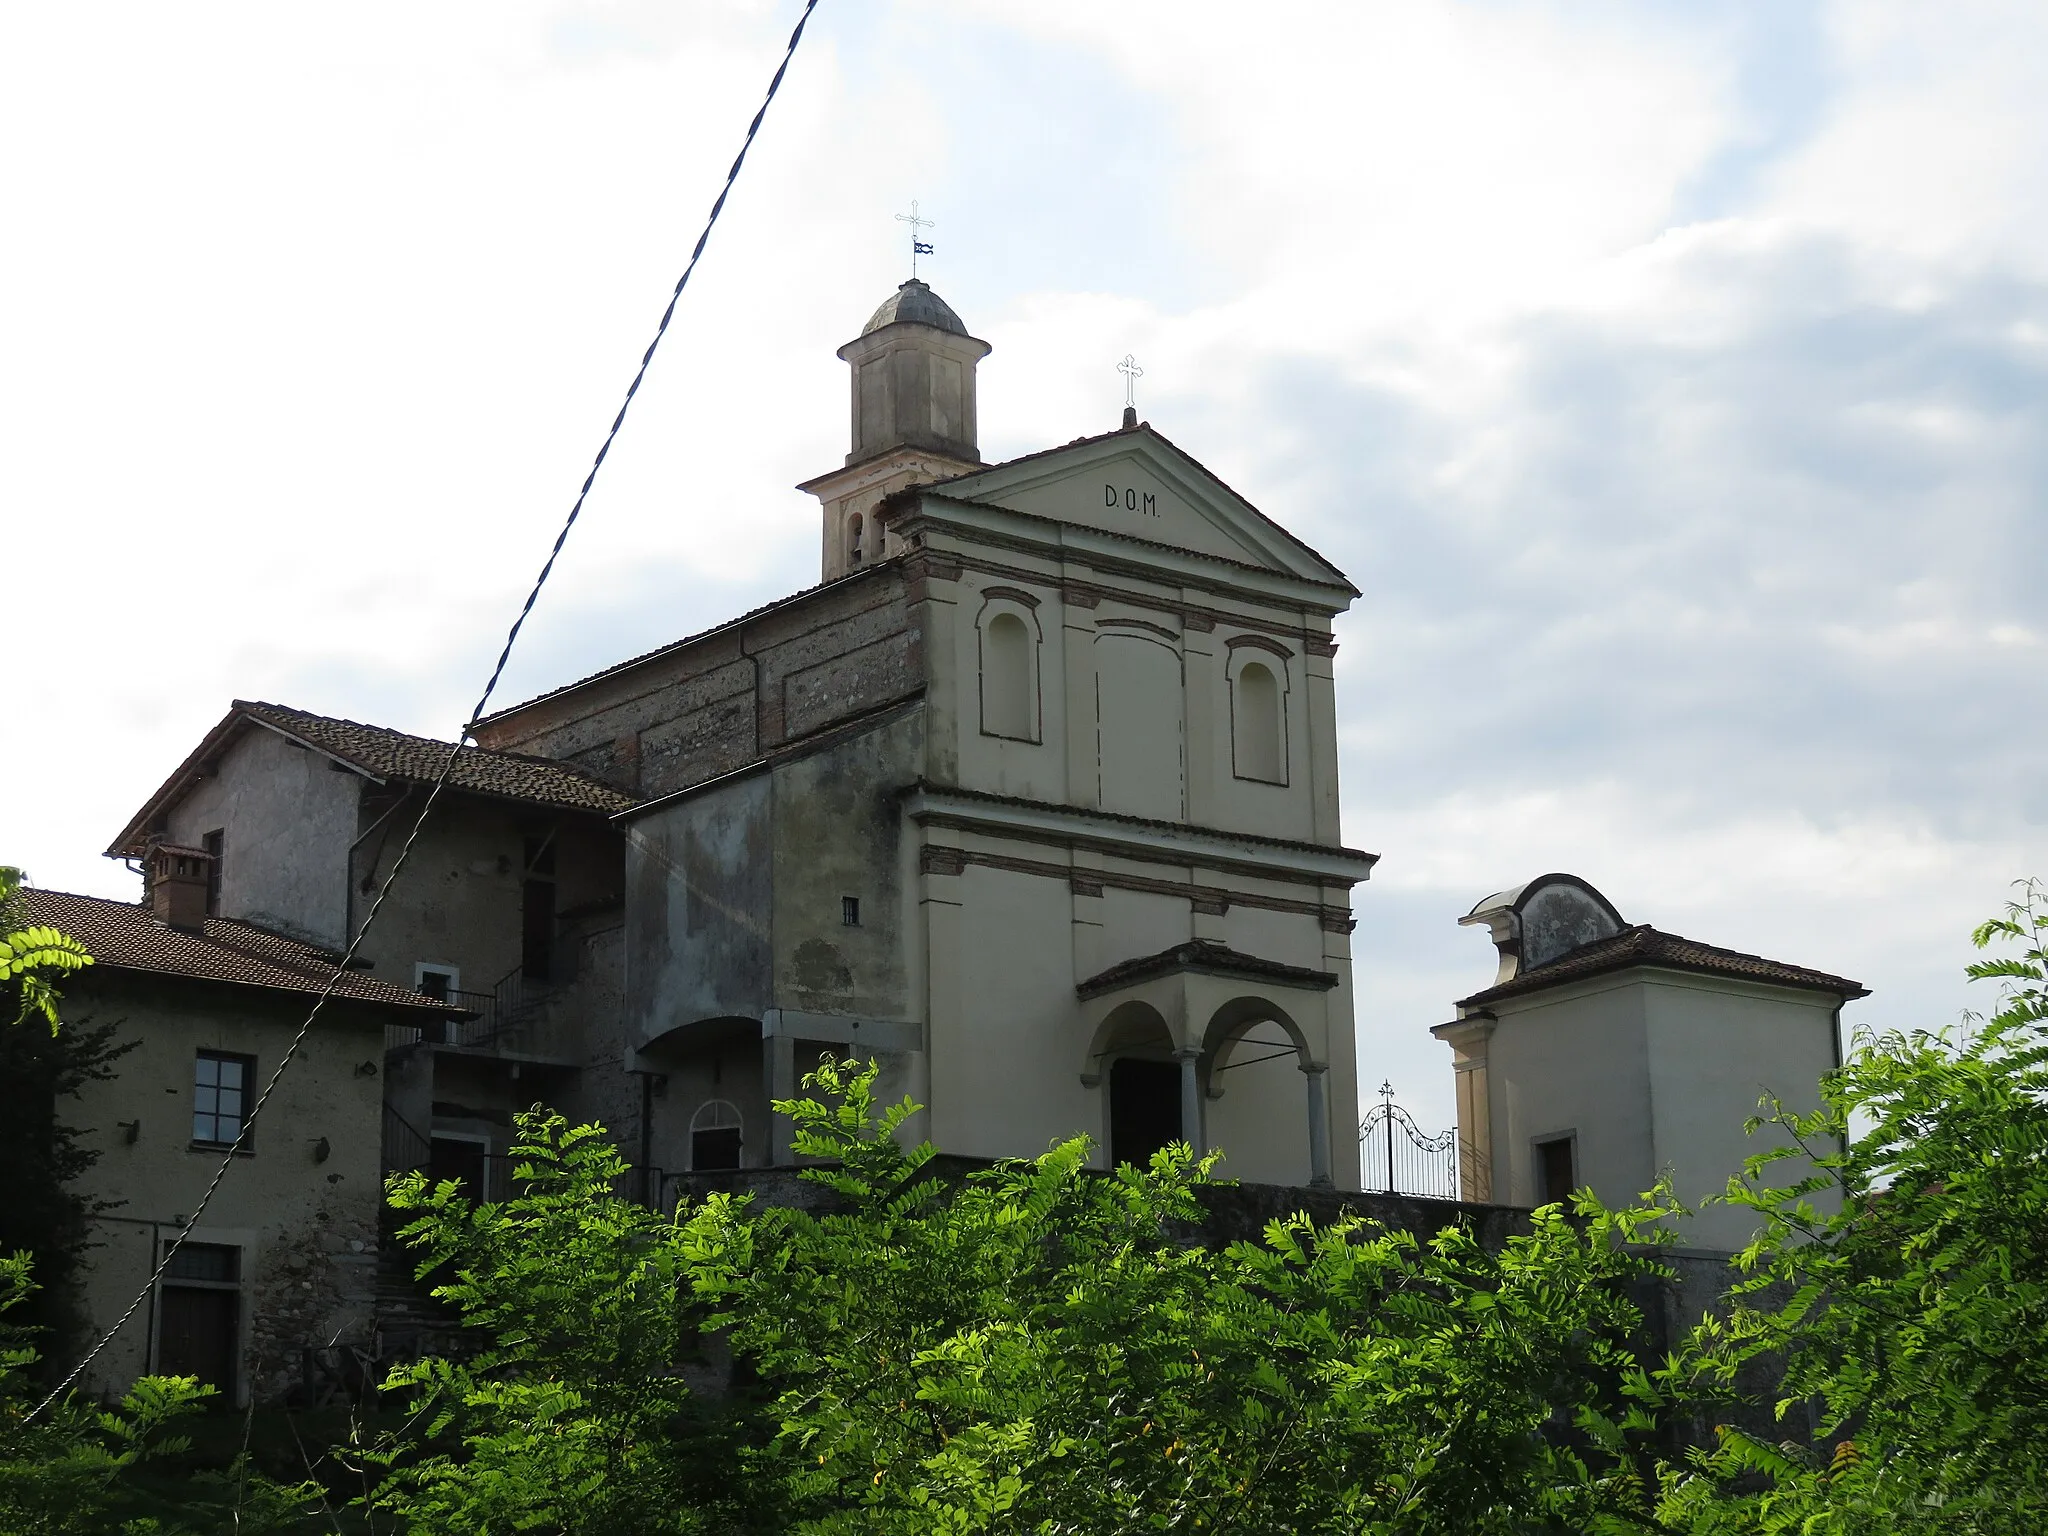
(1109, 1057), (1182, 1169)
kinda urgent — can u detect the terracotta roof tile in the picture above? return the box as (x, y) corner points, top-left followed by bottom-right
(15, 888), (467, 1015)
(1078, 939), (1339, 1000)
(1458, 924), (1868, 1008)
(110, 702), (636, 855)
(235, 702), (635, 813)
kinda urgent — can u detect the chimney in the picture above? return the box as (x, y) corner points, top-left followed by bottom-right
(147, 844), (213, 931)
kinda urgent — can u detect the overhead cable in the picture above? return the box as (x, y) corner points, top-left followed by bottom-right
(29, 0), (823, 1422)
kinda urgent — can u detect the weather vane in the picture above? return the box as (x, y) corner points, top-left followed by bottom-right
(895, 199), (935, 279)
(1117, 353), (1144, 422)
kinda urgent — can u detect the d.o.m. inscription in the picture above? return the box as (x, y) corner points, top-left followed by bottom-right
(1105, 484), (1160, 517)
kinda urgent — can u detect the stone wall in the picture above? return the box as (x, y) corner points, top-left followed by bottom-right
(471, 563), (923, 803)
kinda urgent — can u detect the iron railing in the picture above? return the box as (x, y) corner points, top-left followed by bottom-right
(1358, 1083), (1461, 1199)
(383, 962), (559, 1053)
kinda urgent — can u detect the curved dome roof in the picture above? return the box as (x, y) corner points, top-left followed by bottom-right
(862, 279), (968, 337)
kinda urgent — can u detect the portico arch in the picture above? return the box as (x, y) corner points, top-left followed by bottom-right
(1080, 999), (1189, 1170)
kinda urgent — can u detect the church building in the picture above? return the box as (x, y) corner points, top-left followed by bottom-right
(53, 277), (1875, 1407)
(470, 277), (1376, 1190)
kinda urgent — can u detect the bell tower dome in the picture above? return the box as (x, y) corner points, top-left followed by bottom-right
(798, 280), (992, 581)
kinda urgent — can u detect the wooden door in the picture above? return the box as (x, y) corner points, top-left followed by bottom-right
(158, 1286), (238, 1397)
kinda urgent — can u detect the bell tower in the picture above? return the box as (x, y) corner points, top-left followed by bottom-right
(798, 280), (991, 581)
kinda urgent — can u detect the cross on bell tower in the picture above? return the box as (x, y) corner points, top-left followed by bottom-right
(895, 199), (936, 279)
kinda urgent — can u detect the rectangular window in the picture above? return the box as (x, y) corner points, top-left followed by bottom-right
(841, 896), (860, 927)
(164, 1241), (241, 1283)
(1536, 1135), (1576, 1207)
(202, 828), (224, 916)
(192, 1050), (255, 1148)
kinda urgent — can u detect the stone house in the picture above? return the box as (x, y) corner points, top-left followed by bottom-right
(17, 864), (460, 1407)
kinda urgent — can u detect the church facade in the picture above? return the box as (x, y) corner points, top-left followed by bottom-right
(471, 279), (1377, 1190)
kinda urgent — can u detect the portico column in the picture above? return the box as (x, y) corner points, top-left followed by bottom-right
(763, 1028), (796, 1166)
(1302, 1062), (1332, 1188)
(1175, 1047), (1205, 1156)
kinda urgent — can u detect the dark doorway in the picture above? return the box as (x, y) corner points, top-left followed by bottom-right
(431, 1135), (489, 1196)
(157, 1242), (240, 1400)
(521, 834), (556, 982)
(1536, 1135), (1576, 1206)
(691, 1126), (742, 1170)
(1109, 1057), (1182, 1169)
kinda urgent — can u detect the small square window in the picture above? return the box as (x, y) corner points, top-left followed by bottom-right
(841, 897), (860, 927)
(416, 964), (458, 1002)
(193, 1051), (255, 1148)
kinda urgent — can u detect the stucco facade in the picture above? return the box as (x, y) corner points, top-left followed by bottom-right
(479, 286), (1377, 1191)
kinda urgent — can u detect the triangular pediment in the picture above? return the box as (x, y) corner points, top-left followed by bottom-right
(931, 427), (1356, 594)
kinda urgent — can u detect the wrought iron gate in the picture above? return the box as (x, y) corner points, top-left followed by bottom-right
(1358, 1081), (1460, 1199)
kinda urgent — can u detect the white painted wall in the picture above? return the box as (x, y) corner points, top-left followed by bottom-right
(1478, 970), (1845, 1250)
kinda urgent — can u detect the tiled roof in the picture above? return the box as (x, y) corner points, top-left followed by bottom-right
(12, 888), (467, 1015)
(109, 701), (636, 855)
(1078, 939), (1339, 1000)
(1458, 924), (1869, 1007)
(235, 702), (636, 813)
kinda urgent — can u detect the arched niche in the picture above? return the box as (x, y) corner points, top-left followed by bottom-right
(976, 592), (1042, 742)
(1226, 647), (1290, 785)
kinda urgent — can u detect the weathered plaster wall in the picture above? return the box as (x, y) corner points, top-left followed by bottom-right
(163, 725), (359, 947)
(771, 712), (921, 1021)
(350, 795), (619, 1003)
(69, 975), (388, 1405)
(626, 773), (774, 1047)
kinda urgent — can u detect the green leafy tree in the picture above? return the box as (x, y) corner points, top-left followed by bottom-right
(0, 1253), (321, 1535)
(0, 865), (92, 1032)
(1654, 880), (2048, 1533)
(362, 1062), (1684, 1535)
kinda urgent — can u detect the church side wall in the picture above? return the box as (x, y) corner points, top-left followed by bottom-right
(469, 568), (921, 803)
(163, 726), (359, 948)
(624, 774), (775, 1043)
(769, 711), (922, 1022)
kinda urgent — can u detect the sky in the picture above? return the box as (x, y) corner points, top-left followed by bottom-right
(4, 0), (2045, 1137)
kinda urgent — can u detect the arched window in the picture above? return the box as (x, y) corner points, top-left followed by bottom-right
(690, 1099), (743, 1171)
(1232, 659), (1285, 783)
(847, 512), (865, 567)
(980, 608), (1038, 741)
